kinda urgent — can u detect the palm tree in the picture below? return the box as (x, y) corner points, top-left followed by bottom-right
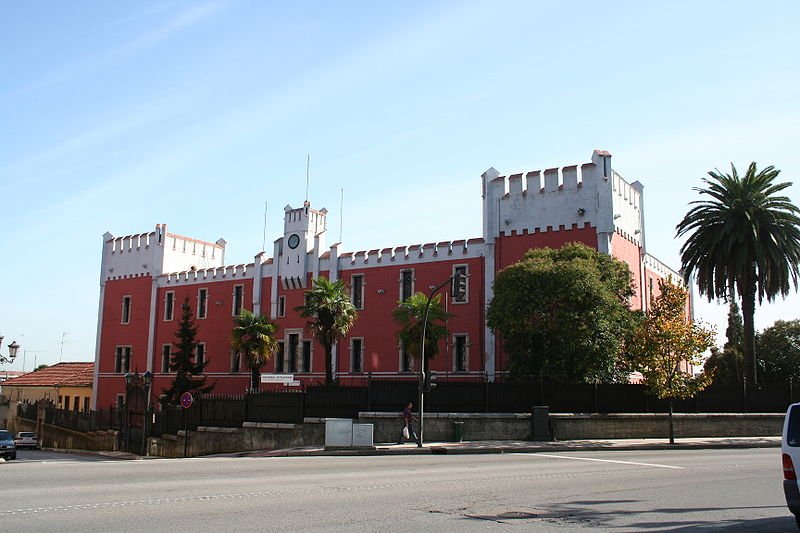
(297, 277), (358, 385)
(231, 309), (278, 392)
(392, 292), (451, 372)
(676, 162), (800, 386)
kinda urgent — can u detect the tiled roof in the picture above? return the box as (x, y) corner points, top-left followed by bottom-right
(1, 362), (94, 388)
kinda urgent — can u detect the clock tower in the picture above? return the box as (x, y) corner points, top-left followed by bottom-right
(279, 201), (327, 289)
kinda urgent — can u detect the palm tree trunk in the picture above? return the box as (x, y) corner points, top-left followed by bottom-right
(251, 366), (260, 393)
(741, 272), (757, 387)
(324, 342), (333, 386)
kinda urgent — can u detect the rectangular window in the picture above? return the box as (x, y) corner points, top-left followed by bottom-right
(121, 296), (131, 324)
(115, 346), (131, 373)
(400, 270), (413, 302)
(64, 396), (70, 411)
(231, 350), (241, 373)
(278, 296), (286, 318)
(302, 340), (311, 373)
(164, 291), (175, 321)
(351, 338), (363, 373)
(198, 288), (208, 319)
(195, 343), (206, 371)
(83, 397), (90, 412)
(454, 335), (468, 372)
(452, 265), (468, 304)
(351, 275), (364, 310)
(73, 397), (80, 412)
(276, 342), (285, 373)
(401, 341), (413, 372)
(288, 333), (299, 373)
(233, 285), (244, 316)
(161, 345), (172, 373)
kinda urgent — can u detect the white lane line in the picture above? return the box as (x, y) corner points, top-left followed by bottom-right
(526, 453), (685, 469)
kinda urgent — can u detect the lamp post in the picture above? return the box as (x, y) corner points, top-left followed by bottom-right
(0, 335), (21, 365)
(123, 371), (134, 452)
(417, 273), (465, 448)
(142, 370), (153, 455)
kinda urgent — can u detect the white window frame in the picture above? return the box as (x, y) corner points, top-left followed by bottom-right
(115, 345), (131, 373)
(161, 344), (172, 373)
(351, 274), (365, 310)
(451, 264), (469, 304)
(198, 288), (208, 319)
(453, 334), (469, 372)
(350, 337), (364, 373)
(164, 291), (175, 321)
(232, 284), (244, 316)
(399, 269), (414, 302)
(121, 295), (132, 324)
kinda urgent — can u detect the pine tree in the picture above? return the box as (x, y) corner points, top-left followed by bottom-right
(161, 298), (214, 405)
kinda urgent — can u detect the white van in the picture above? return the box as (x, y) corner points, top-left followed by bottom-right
(782, 402), (800, 528)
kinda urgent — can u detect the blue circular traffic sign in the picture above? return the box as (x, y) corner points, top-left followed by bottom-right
(180, 392), (194, 409)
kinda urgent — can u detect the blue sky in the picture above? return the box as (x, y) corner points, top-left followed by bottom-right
(1, 0), (798, 371)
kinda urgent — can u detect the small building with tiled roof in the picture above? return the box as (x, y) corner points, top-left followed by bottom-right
(2, 362), (94, 412)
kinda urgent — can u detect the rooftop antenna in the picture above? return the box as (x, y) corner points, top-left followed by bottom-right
(305, 154), (311, 205)
(58, 332), (69, 363)
(261, 201), (268, 251)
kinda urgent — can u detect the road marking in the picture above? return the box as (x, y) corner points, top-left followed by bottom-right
(526, 453), (685, 470)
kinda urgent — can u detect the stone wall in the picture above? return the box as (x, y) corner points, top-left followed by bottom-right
(14, 416), (119, 451)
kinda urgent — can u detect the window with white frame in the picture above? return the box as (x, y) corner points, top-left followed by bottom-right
(302, 340), (312, 373)
(231, 350), (241, 373)
(351, 274), (364, 310)
(454, 334), (468, 372)
(275, 341), (285, 373)
(400, 340), (413, 372)
(198, 288), (208, 319)
(351, 338), (363, 373)
(400, 270), (414, 302)
(164, 291), (175, 321)
(161, 344), (172, 373)
(452, 265), (468, 304)
(233, 285), (244, 316)
(195, 343), (206, 371)
(115, 346), (131, 373)
(121, 296), (132, 324)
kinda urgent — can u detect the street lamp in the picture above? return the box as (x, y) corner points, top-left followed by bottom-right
(142, 370), (153, 456)
(0, 335), (21, 365)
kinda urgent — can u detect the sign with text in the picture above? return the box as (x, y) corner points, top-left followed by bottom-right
(261, 373), (295, 384)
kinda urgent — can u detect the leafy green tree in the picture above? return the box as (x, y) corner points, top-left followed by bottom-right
(630, 279), (715, 444)
(724, 300), (744, 352)
(756, 319), (800, 384)
(297, 277), (357, 385)
(231, 309), (278, 392)
(162, 298), (213, 405)
(392, 292), (451, 372)
(487, 242), (637, 383)
(676, 163), (800, 386)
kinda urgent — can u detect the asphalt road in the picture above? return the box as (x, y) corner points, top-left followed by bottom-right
(0, 448), (795, 532)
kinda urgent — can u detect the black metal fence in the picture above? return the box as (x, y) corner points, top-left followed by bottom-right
(30, 379), (799, 441)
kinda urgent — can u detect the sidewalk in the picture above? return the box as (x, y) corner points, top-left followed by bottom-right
(230, 436), (781, 458)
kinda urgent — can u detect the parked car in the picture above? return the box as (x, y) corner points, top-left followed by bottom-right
(0, 430), (16, 460)
(14, 432), (39, 449)
(782, 402), (800, 529)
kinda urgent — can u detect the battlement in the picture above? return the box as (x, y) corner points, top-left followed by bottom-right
(644, 253), (681, 282)
(162, 263), (254, 285)
(338, 237), (485, 270)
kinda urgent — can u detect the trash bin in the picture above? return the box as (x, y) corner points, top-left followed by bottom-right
(453, 421), (464, 442)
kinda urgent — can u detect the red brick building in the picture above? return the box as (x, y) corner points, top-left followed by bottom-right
(92, 150), (682, 409)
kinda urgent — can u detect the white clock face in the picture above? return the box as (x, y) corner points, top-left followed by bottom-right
(287, 233), (300, 249)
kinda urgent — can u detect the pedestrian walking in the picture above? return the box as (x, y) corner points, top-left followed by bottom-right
(398, 401), (419, 445)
